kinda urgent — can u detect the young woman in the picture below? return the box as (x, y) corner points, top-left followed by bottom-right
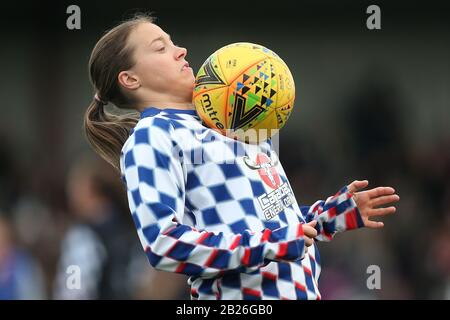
(84, 14), (399, 300)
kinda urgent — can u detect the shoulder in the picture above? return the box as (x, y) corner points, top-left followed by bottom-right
(135, 114), (176, 135)
(120, 114), (185, 178)
(121, 115), (177, 154)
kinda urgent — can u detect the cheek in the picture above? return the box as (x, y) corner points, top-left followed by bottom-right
(134, 54), (194, 94)
(137, 58), (177, 86)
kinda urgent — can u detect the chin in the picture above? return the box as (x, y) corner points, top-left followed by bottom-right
(176, 82), (196, 101)
(186, 77), (196, 90)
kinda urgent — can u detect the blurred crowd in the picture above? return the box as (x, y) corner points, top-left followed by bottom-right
(0, 77), (449, 299)
(0, 150), (190, 299)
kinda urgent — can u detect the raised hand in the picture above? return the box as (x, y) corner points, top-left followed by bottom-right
(347, 180), (400, 229)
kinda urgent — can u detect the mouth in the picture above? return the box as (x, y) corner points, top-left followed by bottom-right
(181, 61), (192, 71)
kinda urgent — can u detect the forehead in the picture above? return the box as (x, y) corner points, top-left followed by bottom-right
(130, 22), (168, 42)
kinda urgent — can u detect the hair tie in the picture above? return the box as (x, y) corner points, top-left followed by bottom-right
(94, 93), (107, 105)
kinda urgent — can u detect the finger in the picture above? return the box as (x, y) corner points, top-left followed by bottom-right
(303, 226), (318, 238)
(348, 180), (369, 193)
(370, 194), (400, 207)
(304, 229), (317, 239)
(306, 220), (317, 227)
(365, 220), (385, 229)
(368, 206), (396, 217)
(304, 236), (314, 247)
(367, 186), (395, 198)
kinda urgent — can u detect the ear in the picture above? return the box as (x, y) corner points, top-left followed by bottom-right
(117, 70), (140, 91)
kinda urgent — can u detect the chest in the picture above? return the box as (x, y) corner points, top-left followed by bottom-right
(180, 132), (302, 233)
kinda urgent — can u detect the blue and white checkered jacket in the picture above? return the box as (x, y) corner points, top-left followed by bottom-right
(120, 107), (364, 300)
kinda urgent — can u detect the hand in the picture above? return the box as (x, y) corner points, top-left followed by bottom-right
(302, 220), (318, 248)
(347, 180), (400, 229)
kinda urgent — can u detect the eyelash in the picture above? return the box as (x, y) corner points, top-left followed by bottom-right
(157, 43), (180, 52)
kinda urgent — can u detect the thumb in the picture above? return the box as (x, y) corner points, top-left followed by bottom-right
(348, 180), (369, 193)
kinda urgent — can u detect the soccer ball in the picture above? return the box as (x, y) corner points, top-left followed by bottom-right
(193, 42), (295, 144)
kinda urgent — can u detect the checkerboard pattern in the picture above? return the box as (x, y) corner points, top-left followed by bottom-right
(120, 107), (363, 300)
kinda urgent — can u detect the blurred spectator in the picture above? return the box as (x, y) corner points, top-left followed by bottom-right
(52, 154), (189, 299)
(53, 155), (139, 299)
(0, 215), (46, 299)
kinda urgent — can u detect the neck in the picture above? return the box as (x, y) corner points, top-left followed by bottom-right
(146, 101), (195, 111)
(135, 97), (195, 112)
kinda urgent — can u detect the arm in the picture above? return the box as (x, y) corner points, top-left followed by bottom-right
(121, 117), (310, 278)
(299, 185), (364, 242)
(299, 180), (400, 242)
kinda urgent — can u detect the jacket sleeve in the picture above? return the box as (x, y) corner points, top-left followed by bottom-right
(120, 117), (308, 278)
(298, 186), (365, 242)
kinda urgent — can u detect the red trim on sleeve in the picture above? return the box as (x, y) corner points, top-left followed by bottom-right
(322, 232), (333, 241)
(161, 225), (177, 236)
(303, 266), (313, 277)
(205, 249), (219, 267)
(165, 241), (178, 257)
(261, 272), (277, 281)
(241, 248), (250, 266)
(294, 281), (306, 292)
(297, 223), (304, 237)
(261, 229), (271, 242)
(345, 208), (359, 230)
(196, 232), (210, 244)
(327, 206), (337, 219)
(175, 263), (186, 273)
(243, 287), (262, 297)
(229, 235), (241, 250)
(275, 242), (288, 259)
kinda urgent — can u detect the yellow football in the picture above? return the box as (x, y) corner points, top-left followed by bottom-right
(193, 42), (295, 143)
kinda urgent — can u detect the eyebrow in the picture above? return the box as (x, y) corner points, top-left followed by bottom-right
(150, 34), (172, 45)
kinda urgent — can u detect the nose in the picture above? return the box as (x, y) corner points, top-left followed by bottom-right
(175, 46), (187, 60)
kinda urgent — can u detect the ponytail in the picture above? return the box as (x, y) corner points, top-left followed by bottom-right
(83, 98), (139, 172)
(83, 13), (154, 173)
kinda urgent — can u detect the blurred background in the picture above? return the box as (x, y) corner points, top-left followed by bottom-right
(0, 0), (449, 299)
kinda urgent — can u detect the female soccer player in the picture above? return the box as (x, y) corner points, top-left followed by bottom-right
(84, 14), (399, 300)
